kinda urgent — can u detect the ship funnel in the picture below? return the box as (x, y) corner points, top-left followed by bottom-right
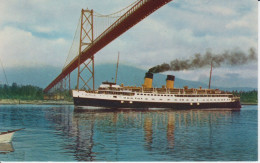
(143, 72), (153, 88)
(166, 75), (175, 89)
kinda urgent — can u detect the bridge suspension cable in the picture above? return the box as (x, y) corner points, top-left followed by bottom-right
(63, 0), (139, 69)
(93, 0), (139, 18)
(63, 17), (81, 69)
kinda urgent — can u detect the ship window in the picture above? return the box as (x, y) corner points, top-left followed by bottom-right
(137, 93), (139, 95)
(113, 96), (117, 98)
(141, 94), (143, 95)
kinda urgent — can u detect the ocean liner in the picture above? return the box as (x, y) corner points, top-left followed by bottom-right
(72, 72), (241, 110)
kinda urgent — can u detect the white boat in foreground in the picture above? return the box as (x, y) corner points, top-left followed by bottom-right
(0, 128), (24, 143)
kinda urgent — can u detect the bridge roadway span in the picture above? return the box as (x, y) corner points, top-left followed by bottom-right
(44, 0), (172, 92)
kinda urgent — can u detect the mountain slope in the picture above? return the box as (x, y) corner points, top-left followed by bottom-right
(0, 64), (256, 91)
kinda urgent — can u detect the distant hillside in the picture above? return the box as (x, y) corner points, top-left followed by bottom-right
(0, 64), (257, 92)
(1, 66), (61, 88)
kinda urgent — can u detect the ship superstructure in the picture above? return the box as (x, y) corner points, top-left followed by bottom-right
(72, 73), (241, 110)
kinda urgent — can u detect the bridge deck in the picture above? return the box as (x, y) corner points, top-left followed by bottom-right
(44, 0), (172, 92)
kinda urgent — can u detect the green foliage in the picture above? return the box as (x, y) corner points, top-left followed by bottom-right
(52, 89), (73, 101)
(0, 83), (44, 100)
(232, 90), (258, 104)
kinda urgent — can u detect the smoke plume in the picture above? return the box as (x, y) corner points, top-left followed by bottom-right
(148, 48), (257, 73)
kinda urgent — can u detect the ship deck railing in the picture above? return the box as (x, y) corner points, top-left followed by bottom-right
(84, 87), (236, 98)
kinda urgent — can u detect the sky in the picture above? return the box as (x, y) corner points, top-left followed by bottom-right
(0, 0), (258, 88)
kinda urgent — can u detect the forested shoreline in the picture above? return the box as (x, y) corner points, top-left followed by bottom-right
(0, 83), (258, 104)
(232, 90), (258, 104)
(0, 83), (44, 100)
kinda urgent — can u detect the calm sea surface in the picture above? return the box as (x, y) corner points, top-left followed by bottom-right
(0, 105), (257, 161)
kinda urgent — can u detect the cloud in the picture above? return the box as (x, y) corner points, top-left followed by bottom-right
(32, 26), (55, 33)
(226, 6), (257, 33)
(0, 26), (69, 68)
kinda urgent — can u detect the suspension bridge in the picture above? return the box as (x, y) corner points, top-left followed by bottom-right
(44, 0), (172, 93)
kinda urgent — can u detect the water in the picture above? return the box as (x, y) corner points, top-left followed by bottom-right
(0, 105), (257, 161)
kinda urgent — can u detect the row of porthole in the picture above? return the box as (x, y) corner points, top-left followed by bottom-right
(122, 97), (230, 102)
(87, 94), (230, 102)
(136, 93), (173, 97)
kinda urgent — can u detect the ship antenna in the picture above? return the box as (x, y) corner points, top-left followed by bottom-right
(208, 60), (213, 89)
(115, 52), (120, 84)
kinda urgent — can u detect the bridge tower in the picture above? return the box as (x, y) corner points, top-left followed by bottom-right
(77, 9), (95, 91)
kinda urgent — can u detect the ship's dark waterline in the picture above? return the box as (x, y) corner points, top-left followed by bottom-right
(0, 105), (257, 161)
(73, 97), (241, 110)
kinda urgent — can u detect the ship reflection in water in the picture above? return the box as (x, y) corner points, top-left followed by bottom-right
(45, 107), (248, 161)
(0, 143), (14, 154)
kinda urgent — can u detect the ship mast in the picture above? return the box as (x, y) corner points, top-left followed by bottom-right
(208, 60), (213, 89)
(0, 56), (8, 85)
(115, 52), (120, 84)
